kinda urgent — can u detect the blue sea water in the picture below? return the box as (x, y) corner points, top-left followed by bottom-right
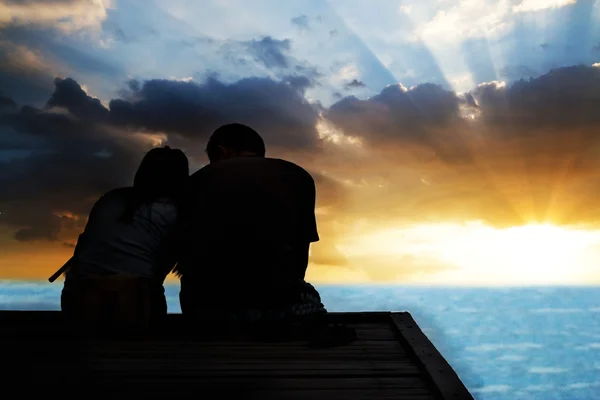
(1, 282), (599, 400)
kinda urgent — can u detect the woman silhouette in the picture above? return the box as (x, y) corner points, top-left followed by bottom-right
(55, 146), (189, 329)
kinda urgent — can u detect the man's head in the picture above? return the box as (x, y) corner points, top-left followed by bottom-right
(206, 123), (266, 163)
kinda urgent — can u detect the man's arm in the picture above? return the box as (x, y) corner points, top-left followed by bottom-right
(292, 170), (320, 280)
(291, 242), (310, 280)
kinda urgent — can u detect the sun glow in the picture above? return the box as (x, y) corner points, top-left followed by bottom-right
(334, 222), (600, 285)
(434, 223), (596, 284)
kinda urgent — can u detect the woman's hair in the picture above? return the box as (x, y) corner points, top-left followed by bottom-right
(120, 146), (189, 222)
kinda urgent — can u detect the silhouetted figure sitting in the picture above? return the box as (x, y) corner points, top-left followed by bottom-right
(54, 146), (189, 332)
(176, 124), (356, 346)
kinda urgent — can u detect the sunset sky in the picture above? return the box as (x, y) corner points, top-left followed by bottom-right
(3, 0), (600, 285)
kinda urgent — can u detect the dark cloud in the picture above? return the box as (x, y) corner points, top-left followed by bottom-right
(291, 15), (310, 30)
(326, 83), (467, 151)
(2, 26), (121, 76)
(0, 70), (327, 243)
(0, 26), (123, 108)
(473, 65), (600, 133)
(46, 77), (109, 121)
(344, 79), (366, 90)
(324, 65), (600, 227)
(0, 94), (17, 112)
(0, 79), (147, 242)
(0, 37), (56, 106)
(109, 76), (321, 150)
(243, 36), (291, 69)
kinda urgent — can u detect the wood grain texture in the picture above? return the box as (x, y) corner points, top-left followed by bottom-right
(0, 310), (468, 399)
(391, 313), (474, 400)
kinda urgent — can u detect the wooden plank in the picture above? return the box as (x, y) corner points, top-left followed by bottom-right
(2, 341), (409, 359)
(6, 368), (419, 381)
(0, 310), (473, 400)
(82, 369), (420, 378)
(239, 391), (437, 400)
(87, 360), (420, 371)
(84, 340), (406, 351)
(0, 311), (399, 344)
(80, 386), (437, 400)
(0, 310), (392, 323)
(84, 376), (429, 389)
(390, 313), (474, 400)
(85, 352), (409, 362)
(0, 326), (398, 341)
(82, 338), (404, 348)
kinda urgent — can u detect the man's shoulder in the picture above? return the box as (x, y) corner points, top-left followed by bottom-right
(190, 158), (313, 181)
(270, 158), (315, 187)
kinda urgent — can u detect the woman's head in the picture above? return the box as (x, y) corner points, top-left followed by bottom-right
(134, 146), (189, 199)
(121, 146), (189, 223)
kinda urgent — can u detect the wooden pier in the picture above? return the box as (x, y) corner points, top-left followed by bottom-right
(0, 311), (473, 399)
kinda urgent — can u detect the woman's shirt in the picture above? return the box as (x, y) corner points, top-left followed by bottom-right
(65, 187), (179, 281)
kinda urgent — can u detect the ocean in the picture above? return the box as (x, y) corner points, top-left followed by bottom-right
(1, 282), (599, 400)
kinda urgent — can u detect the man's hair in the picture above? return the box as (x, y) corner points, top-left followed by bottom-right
(206, 123), (265, 161)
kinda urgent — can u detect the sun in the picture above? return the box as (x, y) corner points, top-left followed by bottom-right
(335, 221), (600, 285)
(433, 223), (595, 284)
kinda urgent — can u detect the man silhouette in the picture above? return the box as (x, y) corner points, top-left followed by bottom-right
(176, 123), (327, 324)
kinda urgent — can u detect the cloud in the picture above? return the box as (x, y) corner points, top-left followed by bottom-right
(0, 26), (123, 107)
(512, 0), (576, 13)
(47, 77), (109, 121)
(242, 37), (292, 69)
(344, 79), (367, 90)
(174, 34), (322, 89)
(0, 0), (113, 33)
(291, 15), (310, 30)
(499, 65), (538, 81)
(0, 94), (17, 111)
(414, 1), (511, 44)
(111, 27), (137, 44)
(0, 79), (153, 242)
(473, 66), (600, 133)
(109, 76), (321, 151)
(323, 65), (600, 227)
(0, 39), (65, 106)
(326, 82), (468, 151)
(0, 71), (328, 243)
(411, 0), (576, 45)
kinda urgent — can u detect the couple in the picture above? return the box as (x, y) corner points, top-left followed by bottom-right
(54, 123), (337, 337)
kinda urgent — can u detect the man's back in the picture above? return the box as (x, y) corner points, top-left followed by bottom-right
(178, 157), (319, 311)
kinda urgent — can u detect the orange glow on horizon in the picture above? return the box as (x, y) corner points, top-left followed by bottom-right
(3, 221), (600, 285)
